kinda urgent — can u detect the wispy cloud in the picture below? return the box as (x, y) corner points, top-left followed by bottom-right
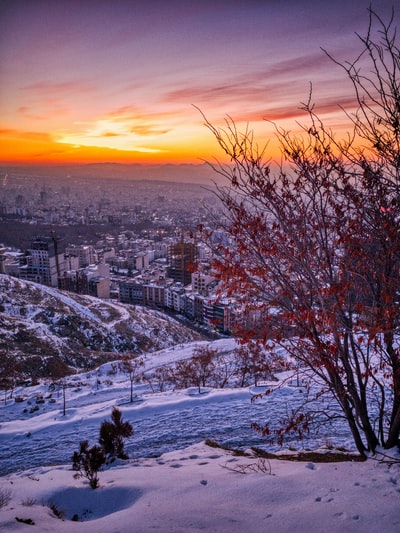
(130, 125), (170, 136)
(54, 103), (176, 154)
(16, 106), (47, 121)
(101, 132), (122, 137)
(0, 128), (52, 141)
(21, 80), (95, 95)
(16, 79), (97, 120)
(56, 115), (169, 153)
(239, 95), (359, 123)
(164, 51), (344, 113)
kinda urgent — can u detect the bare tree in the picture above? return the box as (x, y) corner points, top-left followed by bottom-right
(172, 345), (217, 393)
(202, 8), (400, 455)
(232, 341), (276, 387)
(212, 352), (236, 388)
(0, 352), (19, 405)
(58, 378), (68, 417)
(143, 366), (173, 393)
(190, 345), (217, 392)
(118, 354), (144, 403)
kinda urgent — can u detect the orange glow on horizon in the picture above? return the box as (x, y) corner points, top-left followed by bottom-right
(0, 130), (232, 166)
(0, 117), (363, 168)
(0, 119), (288, 167)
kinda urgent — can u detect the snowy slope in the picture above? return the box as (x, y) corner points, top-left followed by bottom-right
(0, 337), (372, 476)
(0, 274), (202, 375)
(0, 352), (399, 532)
(0, 339), (399, 531)
(0, 441), (399, 533)
(1, 276), (399, 532)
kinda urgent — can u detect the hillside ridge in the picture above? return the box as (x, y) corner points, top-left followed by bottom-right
(0, 274), (201, 378)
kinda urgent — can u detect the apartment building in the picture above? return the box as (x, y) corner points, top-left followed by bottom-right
(19, 235), (65, 287)
(65, 244), (97, 268)
(191, 271), (217, 296)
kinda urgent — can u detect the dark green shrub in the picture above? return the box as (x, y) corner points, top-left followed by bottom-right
(72, 440), (106, 489)
(99, 407), (133, 460)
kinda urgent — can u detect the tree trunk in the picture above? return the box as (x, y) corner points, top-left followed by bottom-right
(384, 332), (400, 448)
(62, 384), (66, 416)
(340, 395), (368, 455)
(385, 406), (400, 449)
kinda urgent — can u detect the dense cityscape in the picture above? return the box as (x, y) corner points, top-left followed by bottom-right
(0, 168), (238, 335)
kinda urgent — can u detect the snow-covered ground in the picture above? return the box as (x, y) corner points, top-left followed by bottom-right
(1, 441), (399, 532)
(0, 339), (354, 475)
(1, 339), (399, 531)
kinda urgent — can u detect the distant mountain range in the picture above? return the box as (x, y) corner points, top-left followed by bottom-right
(0, 162), (222, 185)
(0, 274), (202, 380)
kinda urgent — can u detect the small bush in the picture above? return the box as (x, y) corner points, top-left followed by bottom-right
(72, 440), (106, 489)
(99, 407), (133, 461)
(48, 502), (65, 519)
(21, 497), (37, 507)
(0, 487), (12, 509)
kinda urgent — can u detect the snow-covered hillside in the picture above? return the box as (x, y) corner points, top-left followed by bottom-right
(1, 276), (399, 532)
(0, 337), (382, 475)
(0, 338), (399, 532)
(0, 274), (202, 375)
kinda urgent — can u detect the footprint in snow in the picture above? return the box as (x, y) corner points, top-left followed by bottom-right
(315, 491), (335, 503)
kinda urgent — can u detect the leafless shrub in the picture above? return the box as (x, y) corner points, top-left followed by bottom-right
(21, 496), (37, 507)
(47, 501), (65, 519)
(0, 487), (12, 509)
(221, 458), (272, 475)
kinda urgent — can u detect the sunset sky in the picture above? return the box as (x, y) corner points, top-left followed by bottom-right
(0, 0), (396, 167)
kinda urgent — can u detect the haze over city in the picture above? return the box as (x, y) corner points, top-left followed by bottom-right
(1, 0), (397, 177)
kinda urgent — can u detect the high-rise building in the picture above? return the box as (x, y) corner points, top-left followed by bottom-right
(19, 235), (65, 287)
(167, 237), (197, 286)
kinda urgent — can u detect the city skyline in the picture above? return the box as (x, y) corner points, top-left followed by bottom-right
(0, 0), (396, 171)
